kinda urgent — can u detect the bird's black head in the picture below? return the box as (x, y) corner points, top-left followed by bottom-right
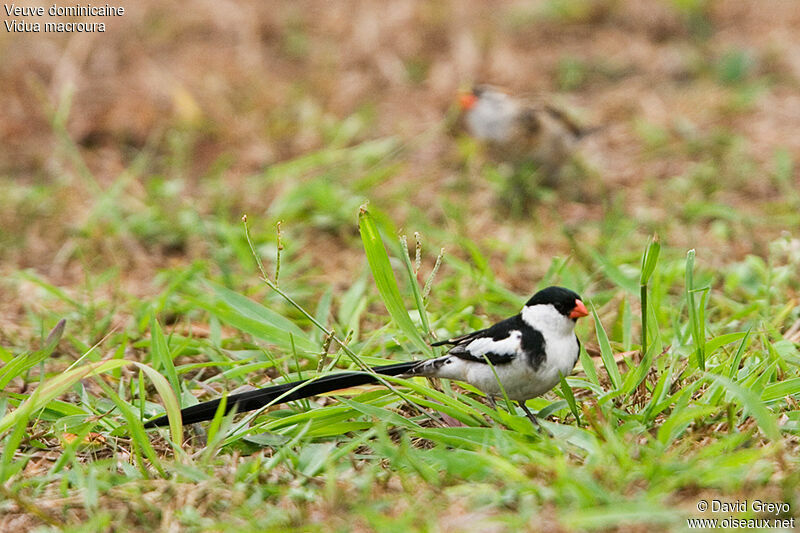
(471, 84), (505, 98)
(472, 85), (487, 97)
(525, 286), (588, 320)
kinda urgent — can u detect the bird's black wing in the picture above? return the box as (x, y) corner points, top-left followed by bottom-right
(543, 104), (605, 139)
(431, 326), (491, 347)
(433, 315), (528, 366)
(542, 104), (585, 138)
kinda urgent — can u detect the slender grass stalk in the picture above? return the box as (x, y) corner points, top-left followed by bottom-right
(241, 213), (430, 419)
(422, 248), (445, 302)
(0, 319), (64, 390)
(150, 316), (180, 397)
(204, 394), (228, 447)
(559, 373), (581, 424)
(639, 234), (660, 357)
(275, 220), (284, 286)
(482, 355), (514, 412)
(706, 374), (780, 441)
(93, 378), (166, 477)
(414, 232), (422, 275)
(685, 249), (707, 371)
(399, 234), (431, 335)
(727, 328), (751, 380)
(138, 368), (145, 422)
(592, 305), (622, 390)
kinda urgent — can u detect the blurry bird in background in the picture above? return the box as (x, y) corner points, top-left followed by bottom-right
(456, 85), (598, 212)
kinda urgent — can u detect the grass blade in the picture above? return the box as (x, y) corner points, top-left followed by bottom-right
(93, 378), (166, 477)
(707, 374), (780, 441)
(727, 328), (751, 380)
(761, 377), (800, 403)
(577, 343), (599, 386)
(0, 319), (65, 389)
(0, 359), (183, 447)
(639, 234), (661, 286)
(591, 250), (638, 293)
(358, 206), (431, 356)
(199, 281), (317, 353)
(150, 317), (180, 397)
(0, 389), (40, 482)
(591, 306), (621, 390)
(559, 372), (580, 424)
(685, 249), (706, 371)
(135, 363), (184, 448)
(399, 235), (431, 335)
(639, 234), (660, 355)
(704, 331), (748, 357)
(621, 341), (658, 399)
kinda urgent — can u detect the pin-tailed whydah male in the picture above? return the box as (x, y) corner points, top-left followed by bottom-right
(145, 286), (588, 429)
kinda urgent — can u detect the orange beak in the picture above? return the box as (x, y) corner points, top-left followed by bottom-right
(569, 299), (589, 319)
(459, 92), (478, 110)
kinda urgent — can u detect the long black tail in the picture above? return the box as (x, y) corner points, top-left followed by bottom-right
(144, 361), (419, 427)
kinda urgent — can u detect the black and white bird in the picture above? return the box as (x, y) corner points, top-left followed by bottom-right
(145, 286), (588, 429)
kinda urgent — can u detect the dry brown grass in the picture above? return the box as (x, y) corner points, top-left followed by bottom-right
(2, 1), (799, 285)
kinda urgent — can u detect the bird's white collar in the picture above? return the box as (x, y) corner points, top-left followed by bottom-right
(521, 304), (575, 337)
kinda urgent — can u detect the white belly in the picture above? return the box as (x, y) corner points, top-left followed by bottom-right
(462, 334), (578, 401)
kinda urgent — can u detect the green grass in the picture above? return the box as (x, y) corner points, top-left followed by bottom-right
(2, 156), (799, 530)
(3, 31), (800, 528)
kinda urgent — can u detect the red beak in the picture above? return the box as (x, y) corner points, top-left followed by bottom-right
(459, 93), (478, 110)
(569, 299), (589, 319)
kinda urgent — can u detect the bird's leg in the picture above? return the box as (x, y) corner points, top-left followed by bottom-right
(518, 401), (550, 435)
(486, 395), (498, 410)
(517, 401), (540, 427)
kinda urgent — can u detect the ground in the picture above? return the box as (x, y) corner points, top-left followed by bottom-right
(1, 1), (799, 531)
